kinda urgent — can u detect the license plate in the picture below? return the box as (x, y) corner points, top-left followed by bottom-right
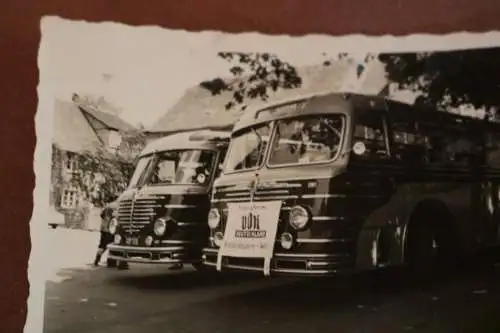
(125, 237), (139, 246)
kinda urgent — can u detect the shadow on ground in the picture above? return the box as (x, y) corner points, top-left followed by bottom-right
(109, 269), (268, 290)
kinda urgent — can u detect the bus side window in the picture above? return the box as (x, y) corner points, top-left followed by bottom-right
(353, 112), (389, 159)
(391, 120), (428, 165)
(422, 122), (476, 168)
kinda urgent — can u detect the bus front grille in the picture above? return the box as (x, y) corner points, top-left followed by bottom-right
(117, 198), (161, 233)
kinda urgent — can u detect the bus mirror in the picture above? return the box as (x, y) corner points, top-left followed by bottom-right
(352, 141), (367, 155)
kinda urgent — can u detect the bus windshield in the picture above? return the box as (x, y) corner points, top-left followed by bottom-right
(268, 115), (344, 166)
(129, 149), (217, 188)
(128, 155), (154, 189)
(224, 123), (272, 173)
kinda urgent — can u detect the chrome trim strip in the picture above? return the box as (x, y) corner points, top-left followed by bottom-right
(164, 204), (196, 208)
(212, 195), (297, 203)
(202, 261), (339, 275)
(108, 255), (192, 265)
(296, 238), (353, 243)
(273, 268), (338, 274)
(256, 190), (290, 194)
(107, 245), (184, 252)
(177, 222), (202, 227)
(311, 216), (345, 221)
(160, 240), (196, 244)
(202, 248), (348, 259)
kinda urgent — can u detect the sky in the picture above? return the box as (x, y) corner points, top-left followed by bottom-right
(39, 17), (500, 128)
(40, 18), (333, 127)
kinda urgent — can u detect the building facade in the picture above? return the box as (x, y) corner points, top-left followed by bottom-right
(51, 97), (136, 229)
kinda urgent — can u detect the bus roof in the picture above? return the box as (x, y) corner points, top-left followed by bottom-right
(139, 129), (230, 157)
(232, 90), (500, 134)
(232, 91), (388, 133)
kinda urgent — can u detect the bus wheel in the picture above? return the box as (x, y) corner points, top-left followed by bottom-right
(406, 210), (457, 285)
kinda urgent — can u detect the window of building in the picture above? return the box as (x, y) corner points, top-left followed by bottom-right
(60, 186), (82, 209)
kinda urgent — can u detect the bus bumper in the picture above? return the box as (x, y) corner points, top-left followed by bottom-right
(201, 248), (353, 276)
(107, 244), (199, 265)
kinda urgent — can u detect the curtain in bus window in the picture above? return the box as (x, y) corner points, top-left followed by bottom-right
(268, 116), (343, 166)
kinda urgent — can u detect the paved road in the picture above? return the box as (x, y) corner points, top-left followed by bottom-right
(44, 257), (500, 333)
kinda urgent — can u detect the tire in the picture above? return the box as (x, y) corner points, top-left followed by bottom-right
(50, 224), (57, 229)
(405, 208), (460, 285)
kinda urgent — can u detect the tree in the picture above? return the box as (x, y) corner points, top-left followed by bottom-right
(378, 47), (500, 118)
(200, 52), (302, 111)
(200, 47), (500, 119)
(74, 128), (147, 207)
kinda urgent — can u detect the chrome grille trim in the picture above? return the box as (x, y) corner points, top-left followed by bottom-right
(118, 197), (161, 233)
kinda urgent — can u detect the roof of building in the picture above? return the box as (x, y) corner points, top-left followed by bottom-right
(52, 99), (102, 154)
(147, 61), (358, 134)
(82, 106), (136, 132)
(52, 98), (136, 154)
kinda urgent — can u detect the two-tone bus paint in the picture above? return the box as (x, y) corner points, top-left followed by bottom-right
(107, 130), (230, 270)
(202, 92), (500, 277)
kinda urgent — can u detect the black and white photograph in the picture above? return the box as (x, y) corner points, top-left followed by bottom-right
(31, 16), (500, 332)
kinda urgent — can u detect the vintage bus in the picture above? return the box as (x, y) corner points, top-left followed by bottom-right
(107, 130), (230, 270)
(202, 92), (500, 278)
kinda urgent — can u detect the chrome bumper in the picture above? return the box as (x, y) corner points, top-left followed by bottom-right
(201, 247), (352, 276)
(107, 244), (199, 265)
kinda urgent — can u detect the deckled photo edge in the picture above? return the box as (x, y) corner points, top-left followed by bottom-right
(25, 15), (500, 333)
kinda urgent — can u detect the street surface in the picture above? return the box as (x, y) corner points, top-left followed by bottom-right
(44, 228), (500, 333)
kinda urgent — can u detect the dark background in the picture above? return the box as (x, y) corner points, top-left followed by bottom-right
(1, 1), (500, 332)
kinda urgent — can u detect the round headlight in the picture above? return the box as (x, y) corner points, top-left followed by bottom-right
(114, 234), (122, 244)
(108, 218), (118, 235)
(213, 232), (224, 247)
(154, 218), (167, 236)
(208, 208), (221, 229)
(280, 232), (294, 250)
(289, 205), (310, 230)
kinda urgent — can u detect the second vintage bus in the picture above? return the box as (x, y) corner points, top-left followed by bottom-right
(107, 130), (229, 271)
(202, 92), (500, 278)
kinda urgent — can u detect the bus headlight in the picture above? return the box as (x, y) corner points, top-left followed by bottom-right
(108, 218), (118, 235)
(114, 234), (122, 244)
(213, 232), (224, 247)
(208, 208), (221, 229)
(289, 205), (310, 230)
(154, 218), (167, 236)
(280, 232), (294, 250)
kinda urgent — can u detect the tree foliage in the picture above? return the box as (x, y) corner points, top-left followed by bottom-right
(200, 47), (500, 118)
(200, 52), (302, 111)
(74, 128), (146, 207)
(378, 47), (500, 117)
